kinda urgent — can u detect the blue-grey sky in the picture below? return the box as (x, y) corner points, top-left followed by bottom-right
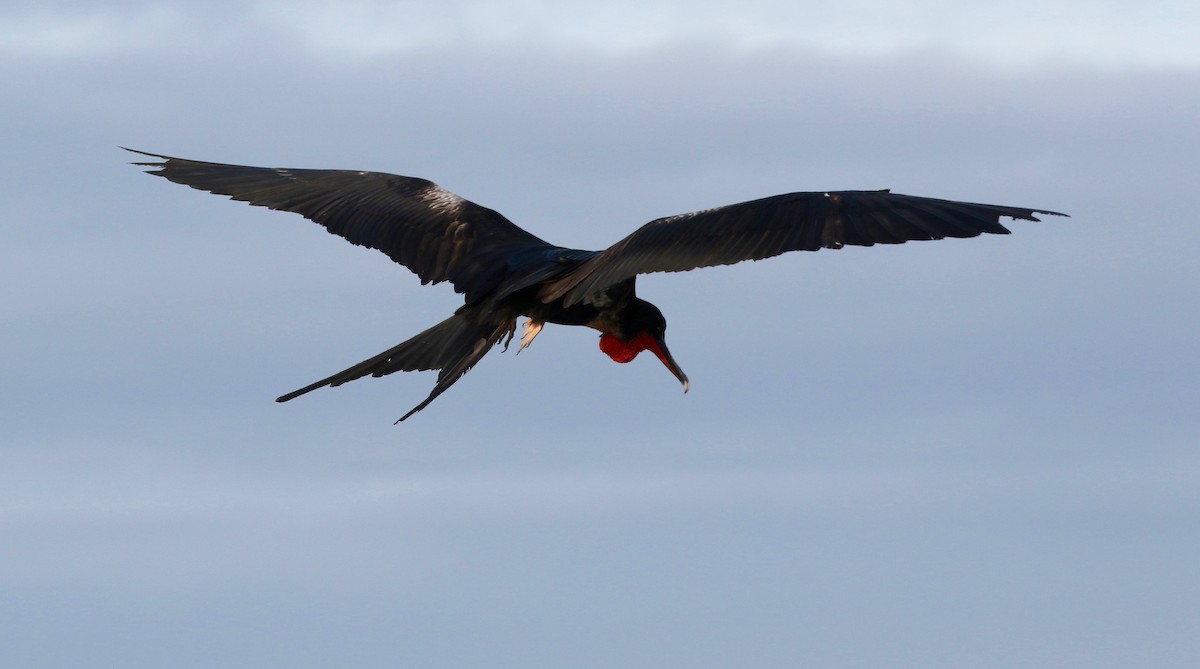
(3, 1), (1198, 667)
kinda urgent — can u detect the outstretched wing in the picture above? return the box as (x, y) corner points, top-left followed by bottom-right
(541, 189), (1067, 306)
(128, 148), (553, 303)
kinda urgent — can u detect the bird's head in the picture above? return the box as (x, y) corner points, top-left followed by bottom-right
(598, 299), (690, 392)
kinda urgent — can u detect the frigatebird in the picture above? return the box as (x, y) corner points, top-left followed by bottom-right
(128, 148), (1065, 422)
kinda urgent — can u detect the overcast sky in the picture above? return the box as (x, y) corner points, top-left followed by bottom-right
(3, 1), (1199, 667)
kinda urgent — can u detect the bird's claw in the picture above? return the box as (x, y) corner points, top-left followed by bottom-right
(517, 319), (543, 354)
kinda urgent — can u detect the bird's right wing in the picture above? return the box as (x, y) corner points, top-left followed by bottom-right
(128, 149), (553, 302)
(540, 190), (1066, 306)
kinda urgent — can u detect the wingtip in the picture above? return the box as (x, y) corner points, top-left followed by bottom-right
(121, 147), (172, 168)
(121, 146), (156, 158)
(1024, 207), (1070, 221)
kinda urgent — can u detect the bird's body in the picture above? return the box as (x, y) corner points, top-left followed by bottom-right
(129, 149), (1065, 422)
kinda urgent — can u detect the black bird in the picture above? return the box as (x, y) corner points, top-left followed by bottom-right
(128, 148), (1065, 422)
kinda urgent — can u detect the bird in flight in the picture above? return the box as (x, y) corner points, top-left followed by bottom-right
(128, 148), (1065, 422)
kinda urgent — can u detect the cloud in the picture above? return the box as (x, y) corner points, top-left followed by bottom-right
(4, 8), (1200, 667)
(4, 0), (1199, 68)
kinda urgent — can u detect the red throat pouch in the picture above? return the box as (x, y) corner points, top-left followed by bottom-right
(599, 332), (657, 363)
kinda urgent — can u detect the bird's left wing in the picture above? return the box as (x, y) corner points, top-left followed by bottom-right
(541, 190), (1066, 306)
(128, 149), (553, 302)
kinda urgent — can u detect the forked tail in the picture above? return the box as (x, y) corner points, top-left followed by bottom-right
(277, 307), (515, 422)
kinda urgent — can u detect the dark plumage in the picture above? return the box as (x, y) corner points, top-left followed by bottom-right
(128, 148), (1066, 422)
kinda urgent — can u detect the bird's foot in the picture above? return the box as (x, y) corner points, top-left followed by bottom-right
(517, 319), (543, 354)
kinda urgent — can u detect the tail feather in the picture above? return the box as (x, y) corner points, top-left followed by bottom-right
(394, 320), (515, 422)
(276, 308), (515, 421)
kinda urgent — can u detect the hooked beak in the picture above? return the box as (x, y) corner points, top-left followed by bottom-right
(649, 334), (690, 393)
